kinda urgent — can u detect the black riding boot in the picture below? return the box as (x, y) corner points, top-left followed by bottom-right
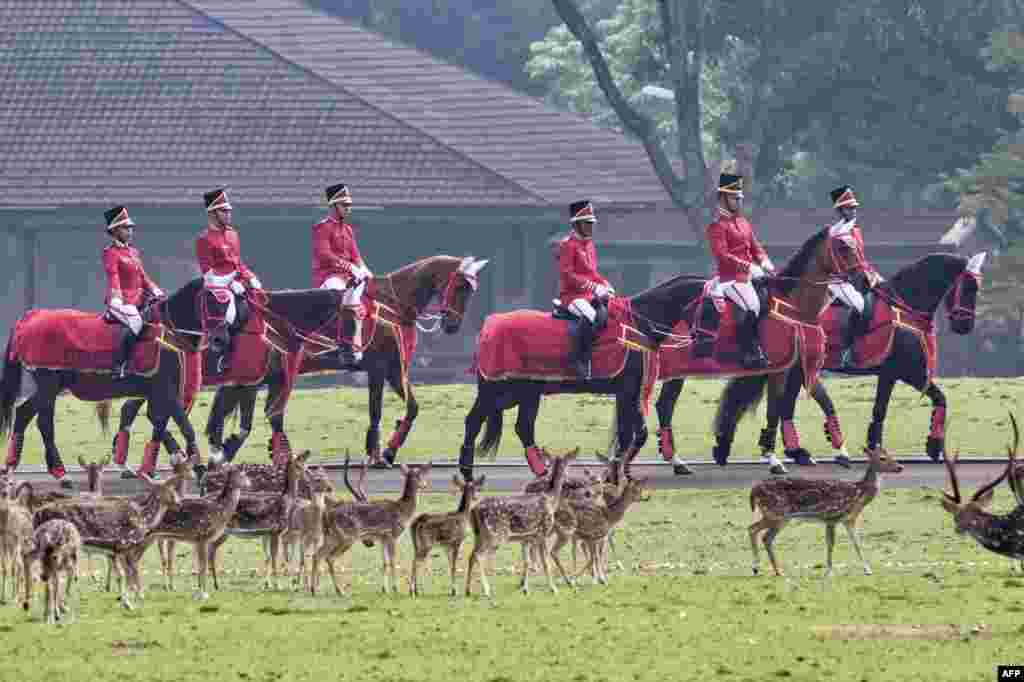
(840, 292), (872, 368)
(739, 309), (768, 370)
(570, 316), (596, 380)
(111, 325), (139, 379)
(217, 296), (251, 374)
(332, 315), (360, 368)
(692, 297), (720, 359)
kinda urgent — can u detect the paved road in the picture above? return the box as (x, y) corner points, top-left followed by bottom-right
(7, 455), (1010, 497)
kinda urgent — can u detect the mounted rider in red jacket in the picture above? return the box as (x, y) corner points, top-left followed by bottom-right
(556, 200), (613, 379)
(312, 183), (369, 368)
(695, 174), (775, 369)
(102, 206), (164, 379)
(195, 188), (263, 374)
(826, 185), (884, 367)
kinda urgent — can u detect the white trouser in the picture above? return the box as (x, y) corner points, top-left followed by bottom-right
(321, 276), (366, 308)
(828, 282), (865, 315)
(720, 281), (760, 316)
(567, 298), (597, 324)
(107, 301), (143, 335)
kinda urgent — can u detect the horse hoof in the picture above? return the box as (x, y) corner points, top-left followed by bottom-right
(673, 461), (693, 476)
(834, 454), (853, 469)
(382, 449), (397, 467)
(59, 479), (74, 490)
(926, 437), (944, 463)
(784, 448), (817, 466)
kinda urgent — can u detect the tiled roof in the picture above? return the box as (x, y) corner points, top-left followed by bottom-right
(0, 0), (671, 209)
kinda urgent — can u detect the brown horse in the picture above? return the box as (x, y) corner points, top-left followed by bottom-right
(0, 281), (206, 488)
(114, 255), (487, 470)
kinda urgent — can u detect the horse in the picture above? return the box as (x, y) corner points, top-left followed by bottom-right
(112, 255), (487, 468)
(0, 280), (207, 488)
(457, 227), (865, 481)
(690, 252), (984, 469)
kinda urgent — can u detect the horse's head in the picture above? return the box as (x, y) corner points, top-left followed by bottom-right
(945, 252), (985, 335)
(437, 256), (489, 333)
(152, 278), (206, 350)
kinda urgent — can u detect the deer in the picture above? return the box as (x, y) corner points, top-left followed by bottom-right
(314, 461), (433, 596)
(749, 446), (904, 577)
(72, 454), (123, 591)
(21, 519), (81, 624)
(941, 413), (1024, 566)
(551, 474), (648, 586)
(277, 466), (335, 593)
(31, 467), (189, 609)
(466, 448), (577, 598)
(409, 473), (487, 597)
(1, 474), (33, 604)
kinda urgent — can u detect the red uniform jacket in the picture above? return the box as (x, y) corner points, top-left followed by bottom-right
(195, 227), (254, 282)
(706, 212), (769, 283)
(311, 216), (363, 288)
(103, 243), (158, 306)
(557, 233), (609, 303)
(848, 224), (882, 286)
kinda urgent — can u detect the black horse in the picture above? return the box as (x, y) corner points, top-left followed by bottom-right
(0, 280), (207, 487)
(672, 252), (984, 468)
(458, 226), (863, 480)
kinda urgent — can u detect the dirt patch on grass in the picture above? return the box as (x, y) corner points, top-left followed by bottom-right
(812, 624), (991, 640)
(111, 640), (162, 656)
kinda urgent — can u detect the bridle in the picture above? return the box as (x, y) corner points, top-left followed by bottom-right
(945, 268), (980, 323)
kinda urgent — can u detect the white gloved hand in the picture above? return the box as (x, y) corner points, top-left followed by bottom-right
(358, 264), (373, 278)
(749, 264), (766, 279)
(229, 280), (246, 295)
(761, 257), (775, 274)
(248, 277), (262, 290)
(110, 297), (124, 308)
(593, 284), (611, 299)
(151, 287), (165, 299)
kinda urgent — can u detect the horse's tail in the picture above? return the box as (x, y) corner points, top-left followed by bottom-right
(714, 375), (768, 435)
(478, 410), (504, 457)
(0, 332), (22, 438)
(605, 404), (619, 460)
(95, 400), (112, 437)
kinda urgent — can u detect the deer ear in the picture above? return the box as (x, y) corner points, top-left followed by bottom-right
(458, 256), (474, 274)
(15, 482), (32, 506)
(567, 447), (579, 459)
(466, 258), (489, 277)
(451, 474), (464, 488)
(966, 252), (987, 275)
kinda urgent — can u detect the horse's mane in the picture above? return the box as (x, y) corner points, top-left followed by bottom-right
(773, 228), (829, 295)
(385, 255), (459, 279)
(887, 253), (966, 293)
(635, 273), (707, 299)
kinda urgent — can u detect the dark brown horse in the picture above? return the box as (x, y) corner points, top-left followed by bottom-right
(0, 280), (206, 488)
(114, 255), (487, 469)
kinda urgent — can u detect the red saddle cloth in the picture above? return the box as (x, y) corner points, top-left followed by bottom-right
(821, 297), (937, 381)
(11, 309), (160, 375)
(476, 298), (647, 382)
(659, 296), (826, 390)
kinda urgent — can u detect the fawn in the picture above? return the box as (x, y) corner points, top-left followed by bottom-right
(409, 473), (487, 597)
(1, 475), (33, 604)
(749, 446), (904, 577)
(315, 462), (433, 596)
(551, 474), (647, 586)
(941, 414), (1024, 563)
(466, 448), (576, 598)
(144, 466), (251, 600)
(22, 519), (81, 624)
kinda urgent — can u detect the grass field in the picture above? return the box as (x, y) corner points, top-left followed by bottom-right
(3, 486), (1022, 682)
(9, 375), (1024, 467)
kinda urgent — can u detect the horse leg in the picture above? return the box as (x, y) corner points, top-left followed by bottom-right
(206, 387), (239, 463)
(364, 367), (385, 467)
(776, 366), (817, 467)
(382, 361), (418, 468)
(112, 398), (145, 469)
(924, 382), (947, 463)
(460, 383), (495, 481)
(762, 373), (787, 475)
(139, 403), (172, 478)
(167, 400), (203, 481)
(866, 372), (897, 453)
(33, 376), (70, 488)
(514, 390), (547, 476)
(5, 401), (37, 473)
(655, 378), (684, 467)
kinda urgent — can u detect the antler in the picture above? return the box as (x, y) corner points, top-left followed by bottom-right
(943, 449), (962, 504)
(1007, 412), (1023, 505)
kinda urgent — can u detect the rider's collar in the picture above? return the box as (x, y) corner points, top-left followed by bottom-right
(112, 238), (128, 248)
(572, 228), (592, 241)
(829, 218), (856, 237)
(718, 206), (735, 219)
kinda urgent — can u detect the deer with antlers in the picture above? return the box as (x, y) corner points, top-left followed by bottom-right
(749, 446), (904, 577)
(1, 473), (33, 604)
(409, 473), (487, 597)
(466, 448), (576, 598)
(31, 467), (189, 609)
(142, 466), (251, 600)
(314, 461), (433, 596)
(22, 519), (81, 624)
(941, 413), (1024, 564)
(550, 473), (647, 586)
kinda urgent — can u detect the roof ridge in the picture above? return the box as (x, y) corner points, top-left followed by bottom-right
(177, 0), (548, 205)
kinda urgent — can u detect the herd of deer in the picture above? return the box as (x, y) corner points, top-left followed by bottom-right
(2, 415), (1024, 625)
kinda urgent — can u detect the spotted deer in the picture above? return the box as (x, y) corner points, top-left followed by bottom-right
(315, 462), (433, 596)
(32, 467), (187, 609)
(22, 519), (81, 624)
(277, 466), (335, 593)
(941, 414), (1024, 565)
(142, 466), (251, 600)
(749, 446), (904, 577)
(466, 448), (577, 598)
(1, 475), (33, 604)
(203, 450), (320, 498)
(551, 474), (647, 586)
(147, 453), (200, 591)
(73, 455), (122, 591)
(409, 473), (487, 597)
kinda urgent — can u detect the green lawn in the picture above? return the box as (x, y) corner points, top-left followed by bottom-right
(10, 376), (1024, 467)
(3, 486), (1022, 681)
